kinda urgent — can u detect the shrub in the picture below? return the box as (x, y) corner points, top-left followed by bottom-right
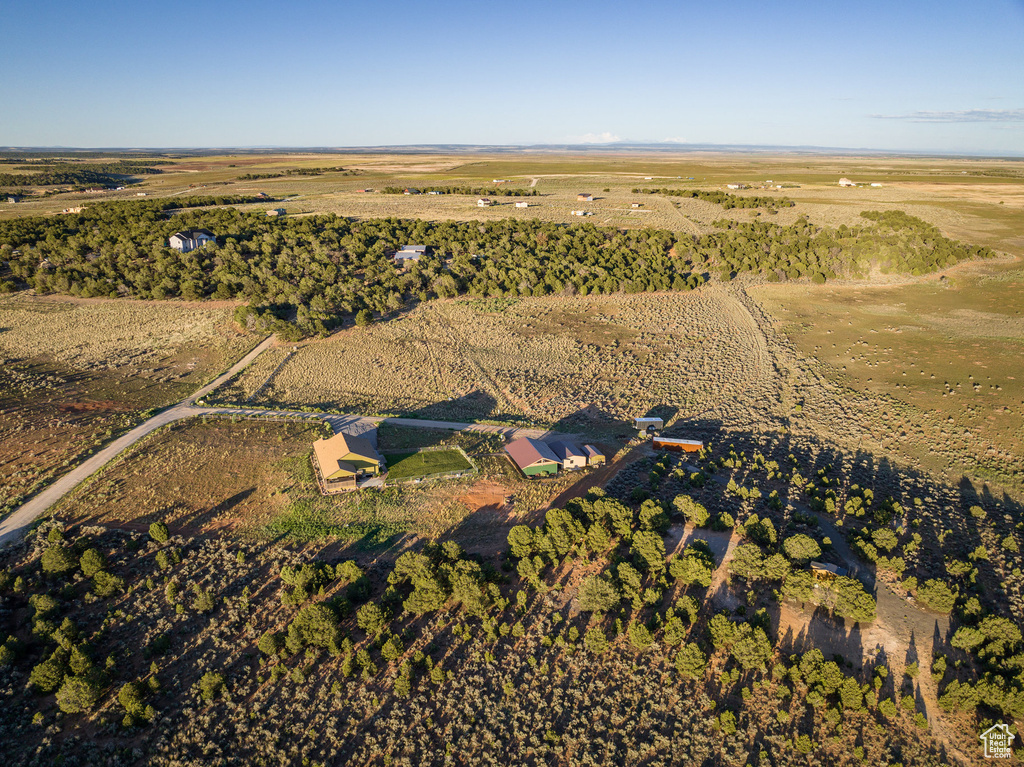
(628, 621), (654, 650)
(675, 643), (706, 679)
(41, 546), (78, 574)
(93, 571), (126, 598)
(199, 671), (226, 702)
(577, 575), (620, 613)
(55, 673), (104, 713)
(916, 579), (957, 614)
(782, 534), (821, 564)
(79, 548), (106, 578)
(149, 522), (170, 543)
(584, 627), (609, 654)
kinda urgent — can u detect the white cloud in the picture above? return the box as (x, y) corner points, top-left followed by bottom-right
(571, 131), (621, 144)
(662, 137), (689, 143)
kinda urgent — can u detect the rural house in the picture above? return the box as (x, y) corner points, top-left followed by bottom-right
(630, 202), (643, 208)
(169, 229), (216, 253)
(838, 178), (857, 187)
(652, 436), (703, 453)
(394, 244), (427, 264)
(582, 445), (605, 465)
(312, 431), (385, 491)
(505, 437), (561, 477)
(810, 561), (847, 581)
(266, 208), (286, 217)
(549, 441), (587, 470)
(477, 198), (493, 207)
(577, 193), (594, 201)
(514, 201), (530, 208)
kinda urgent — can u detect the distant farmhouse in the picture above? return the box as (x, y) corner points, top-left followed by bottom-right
(394, 244), (427, 264)
(312, 431), (384, 492)
(726, 183), (748, 190)
(570, 210), (593, 217)
(838, 178), (857, 187)
(477, 198), (493, 207)
(169, 229), (215, 253)
(630, 202), (643, 208)
(514, 201), (530, 208)
(266, 208), (286, 217)
(577, 193), (594, 202)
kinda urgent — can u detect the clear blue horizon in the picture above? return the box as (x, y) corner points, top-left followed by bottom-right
(2, 0), (1023, 154)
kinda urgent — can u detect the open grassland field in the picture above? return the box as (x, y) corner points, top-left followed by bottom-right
(3, 151), (1021, 261)
(0, 296), (257, 517)
(52, 420), (580, 553)
(229, 288), (763, 432)
(751, 260), (1024, 494)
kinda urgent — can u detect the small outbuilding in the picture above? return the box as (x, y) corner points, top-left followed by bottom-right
(266, 208), (286, 217)
(505, 437), (561, 477)
(652, 436), (703, 453)
(634, 416), (664, 432)
(630, 202), (643, 208)
(582, 445), (605, 466)
(577, 193), (594, 202)
(838, 178), (857, 187)
(477, 198), (493, 207)
(514, 201), (530, 208)
(549, 441), (587, 470)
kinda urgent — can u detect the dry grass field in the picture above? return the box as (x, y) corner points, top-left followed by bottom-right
(225, 288), (764, 431)
(0, 295), (258, 517)
(751, 259), (1024, 493)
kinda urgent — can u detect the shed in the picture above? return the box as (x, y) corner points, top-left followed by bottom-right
(634, 416), (664, 431)
(582, 445), (605, 465)
(630, 202), (643, 208)
(838, 178), (857, 187)
(266, 208), (286, 217)
(577, 193), (594, 201)
(394, 244), (427, 264)
(477, 198), (493, 207)
(652, 437), (703, 453)
(505, 437), (561, 477)
(549, 441), (587, 470)
(514, 201), (530, 208)
(404, 188), (420, 195)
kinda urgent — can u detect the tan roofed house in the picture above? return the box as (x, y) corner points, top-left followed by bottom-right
(313, 431), (384, 490)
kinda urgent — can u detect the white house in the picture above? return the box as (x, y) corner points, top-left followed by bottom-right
(169, 230), (216, 253)
(726, 183), (748, 190)
(870, 183), (883, 187)
(838, 178), (857, 187)
(514, 201), (530, 208)
(570, 210), (592, 216)
(577, 193), (594, 202)
(394, 244), (427, 264)
(549, 441), (587, 470)
(477, 198), (493, 207)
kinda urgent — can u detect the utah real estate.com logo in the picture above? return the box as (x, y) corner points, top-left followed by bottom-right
(981, 723), (1014, 759)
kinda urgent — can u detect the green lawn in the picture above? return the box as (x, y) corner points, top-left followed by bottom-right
(385, 449), (473, 481)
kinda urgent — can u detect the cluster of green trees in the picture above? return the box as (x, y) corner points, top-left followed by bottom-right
(238, 166), (350, 180)
(0, 161), (167, 187)
(381, 185), (539, 197)
(0, 199), (994, 339)
(632, 187), (795, 210)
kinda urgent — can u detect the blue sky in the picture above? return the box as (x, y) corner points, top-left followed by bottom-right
(2, 0), (1023, 153)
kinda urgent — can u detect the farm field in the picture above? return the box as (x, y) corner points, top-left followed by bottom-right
(230, 288), (765, 432)
(751, 259), (1024, 493)
(0, 295), (258, 518)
